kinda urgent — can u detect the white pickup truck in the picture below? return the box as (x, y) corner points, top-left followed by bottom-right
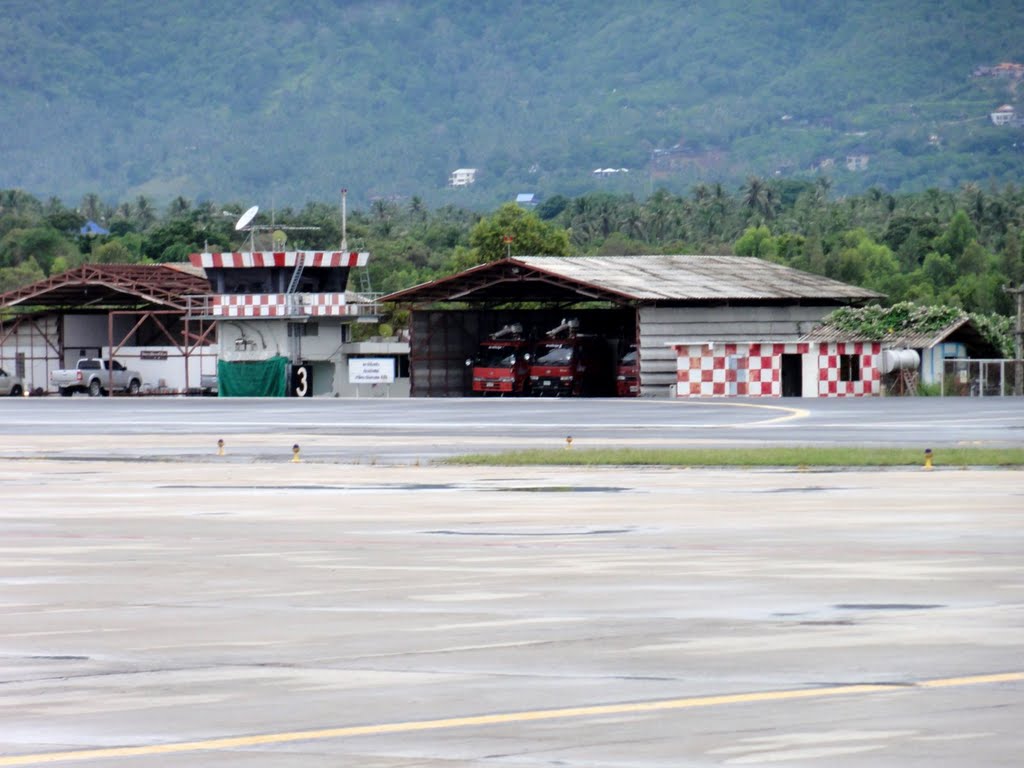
(0, 367), (25, 397)
(50, 358), (143, 397)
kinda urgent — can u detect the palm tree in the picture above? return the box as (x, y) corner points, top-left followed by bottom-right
(409, 196), (426, 222)
(644, 188), (681, 242)
(79, 193), (103, 223)
(689, 184), (714, 240)
(167, 196), (192, 219)
(742, 176), (774, 221)
(620, 203), (648, 243)
(812, 176), (832, 206)
(707, 182), (733, 242)
(958, 183), (985, 227)
(134, 196), (155, 230)
(194, 199), (218, 218)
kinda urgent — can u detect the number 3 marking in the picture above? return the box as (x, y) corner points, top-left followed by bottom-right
(295, 366), (308, 397)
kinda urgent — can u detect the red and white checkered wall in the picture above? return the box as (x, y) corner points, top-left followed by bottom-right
(212, 293), (352, 317)
(674, 342), (882, 397)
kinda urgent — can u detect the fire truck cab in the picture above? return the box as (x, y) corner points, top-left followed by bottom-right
(529, 319), (611, 397)
(616, 344), (639, 396)
(466, 323), (532, 395)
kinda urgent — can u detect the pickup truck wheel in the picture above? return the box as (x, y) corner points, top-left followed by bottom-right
(10, 385), (23, 397)
(127, 379), (141, 395)
(88, 379), (103, 397)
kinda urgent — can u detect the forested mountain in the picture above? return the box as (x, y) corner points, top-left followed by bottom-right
(2, 1), (1024, 208)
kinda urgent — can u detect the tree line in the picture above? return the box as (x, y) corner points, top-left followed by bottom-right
(1, 179), (1021, 352)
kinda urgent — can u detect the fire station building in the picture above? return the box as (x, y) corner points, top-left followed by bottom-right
(381, 255), (883, 398)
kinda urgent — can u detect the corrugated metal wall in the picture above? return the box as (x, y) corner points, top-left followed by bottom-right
(637, 305), (837, 396)
(410, 311), (481, 397)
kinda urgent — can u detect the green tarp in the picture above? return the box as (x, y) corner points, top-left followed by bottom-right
(217, 356), (288, 397)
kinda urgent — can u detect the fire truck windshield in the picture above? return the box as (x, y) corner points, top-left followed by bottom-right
(475, 347), (518, 367)
(534, 344), (573, 365)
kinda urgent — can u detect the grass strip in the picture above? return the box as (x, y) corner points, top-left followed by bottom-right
(444, 446), (1024, 468)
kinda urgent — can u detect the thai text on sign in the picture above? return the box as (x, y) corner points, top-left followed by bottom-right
(349, 357), (395, 384)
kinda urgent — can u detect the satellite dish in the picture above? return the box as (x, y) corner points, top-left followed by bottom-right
(235, 205), (259, 231)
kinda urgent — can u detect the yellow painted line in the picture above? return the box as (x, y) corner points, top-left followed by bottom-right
(675, 398), (811, 427)
(1, 672), (1020, 766)
(918, 671), (1024, 688)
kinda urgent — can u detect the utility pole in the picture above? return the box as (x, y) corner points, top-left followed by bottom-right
(1005, 282), (1024, 396)
(340, 188), (348, 252)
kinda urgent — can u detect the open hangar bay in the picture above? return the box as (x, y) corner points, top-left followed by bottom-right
(0, 397), (1021, 767)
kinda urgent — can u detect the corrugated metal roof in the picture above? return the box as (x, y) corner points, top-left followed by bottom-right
(0, 263), (211, 311)
(802, 316), (977, 349)
(382, 255), (882, 305)
(515, 256), (882, 301)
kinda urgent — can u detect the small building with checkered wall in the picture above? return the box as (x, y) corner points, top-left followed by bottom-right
(674, 341), (882, 398)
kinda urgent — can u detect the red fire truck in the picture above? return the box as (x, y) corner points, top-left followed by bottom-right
(528, 319), (611, 396)
(466, 323), (532, 395)
(616, 344), (639, 396)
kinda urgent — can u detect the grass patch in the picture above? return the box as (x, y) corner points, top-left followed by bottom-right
(444, 446), (1024, 468)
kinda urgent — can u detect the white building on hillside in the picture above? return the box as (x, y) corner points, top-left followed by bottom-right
(991, 105), (1016, 125)
(449, 168), (477, 187)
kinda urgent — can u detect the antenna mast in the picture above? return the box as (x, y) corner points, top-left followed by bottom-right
(341, 188), (348, 252)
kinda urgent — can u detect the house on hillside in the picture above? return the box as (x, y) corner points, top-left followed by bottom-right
(650, 143), (726, 175)
(845, 153), (870, 171)
(974, 62), (1024, 79)
(990, 105), (1017, 126)
(449, 168), (477, 187)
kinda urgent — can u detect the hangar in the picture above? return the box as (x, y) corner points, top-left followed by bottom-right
(0, 263), (216, 393)
(381, 255), (881, 397)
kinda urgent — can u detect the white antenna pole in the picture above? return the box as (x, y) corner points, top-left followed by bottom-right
(341, 188), (348, 251)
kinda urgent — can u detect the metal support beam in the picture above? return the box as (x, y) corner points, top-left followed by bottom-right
(108, 310), (217, 395)
(1004, 282), (1024, 396)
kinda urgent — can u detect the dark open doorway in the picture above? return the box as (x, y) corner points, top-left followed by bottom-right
(781, 354), (803, 397)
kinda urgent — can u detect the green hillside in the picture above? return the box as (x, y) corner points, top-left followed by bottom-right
(2, 0), (1023, 207)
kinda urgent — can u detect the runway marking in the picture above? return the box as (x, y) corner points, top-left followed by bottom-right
(0, 402), (812, 432)
(674, 399), (810, 427)
(0, 672), (1019, 765)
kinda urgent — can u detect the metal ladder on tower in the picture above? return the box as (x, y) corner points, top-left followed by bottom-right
(286, 251), (306, 294)
(357, 263), (378, 315)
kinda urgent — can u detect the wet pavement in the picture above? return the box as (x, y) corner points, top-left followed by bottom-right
(0, 452), (1021, 767)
